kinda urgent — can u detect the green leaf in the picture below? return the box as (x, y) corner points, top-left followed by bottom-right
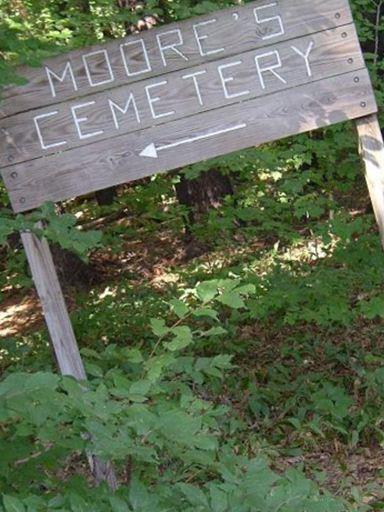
(145, 354), (176, 382)
(3, 496), (26, 512)
(165, 326), (193, 352)
(124, 348), (144, 364)
(211, 355), (233, 369)
(0, 219), (17, 245)
(177, 483), (209, 508)
(209, 487), (228, 512)
(200, 326), (227, 337)
(129, 380), (151, 395)
(69, 493), (88, 512)
(217, 291), (245, 309)
(128, 380), (151, 402)
(150, 318), (169, 337)
(217, 284), (255, 309)
(159, 410), (201, 445)
(85, 363), (103, 378)
(109, 496), (129, 512)
(193, 308), (219, 320)
(196, 280), (220, 302)
(129, 477), (153, 510)
(169, 299), (189, 319)
(25, 372), (59, 391)
(360, 296), (384, 319)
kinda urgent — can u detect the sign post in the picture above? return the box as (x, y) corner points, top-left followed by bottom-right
(21, 224), (87, 380)
(20, 225), (118, 488)
(356, 115), (384, 249)
(0, 0), (382, 486)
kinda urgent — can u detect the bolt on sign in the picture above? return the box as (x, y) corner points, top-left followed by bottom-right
(0, 0), (380, 214)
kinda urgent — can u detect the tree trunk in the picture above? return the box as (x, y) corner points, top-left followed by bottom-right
(174, 169), (235, 257)
(95, 187), (117, 206)
(175, 170), (234, 225)
(50, 244), (100, 289)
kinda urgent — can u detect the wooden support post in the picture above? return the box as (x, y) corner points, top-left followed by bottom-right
(21, 229), (86, 380)
(356, 114), (384, 250)
(21, 227), (118, 490)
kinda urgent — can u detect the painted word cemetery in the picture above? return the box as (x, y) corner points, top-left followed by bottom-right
(1, 0), (384, 497)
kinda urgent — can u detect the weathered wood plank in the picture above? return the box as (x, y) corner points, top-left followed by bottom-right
(21, 226), (119, 489)
(20, 227), (86, 380)
(356, 114), (384, 250)
(0, 0), (353, 119)
(3, 68), (377, 213)
(0, 25), (365, 168)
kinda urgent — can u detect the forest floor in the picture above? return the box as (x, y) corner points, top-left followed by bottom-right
(1, 199), (384, 509)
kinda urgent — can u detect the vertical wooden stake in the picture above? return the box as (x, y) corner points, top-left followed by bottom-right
(21, 229), (86, 380)
(21, 227), (118, 490)
(356, 114), (384, 250)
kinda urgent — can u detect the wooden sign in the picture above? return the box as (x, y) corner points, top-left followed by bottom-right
(0, 0), (378, 213)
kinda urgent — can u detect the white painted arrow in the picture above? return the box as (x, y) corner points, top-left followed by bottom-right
(139, 123), (247, 159)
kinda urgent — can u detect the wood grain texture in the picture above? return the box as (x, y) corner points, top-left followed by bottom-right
(356, 114), (384, 250)
(0, 0), (353, 119)
(0, 25), (365, 168)
(21, 226), (119, 489)
(20, 227), (86, 380)
(4, 68), (377, 213)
